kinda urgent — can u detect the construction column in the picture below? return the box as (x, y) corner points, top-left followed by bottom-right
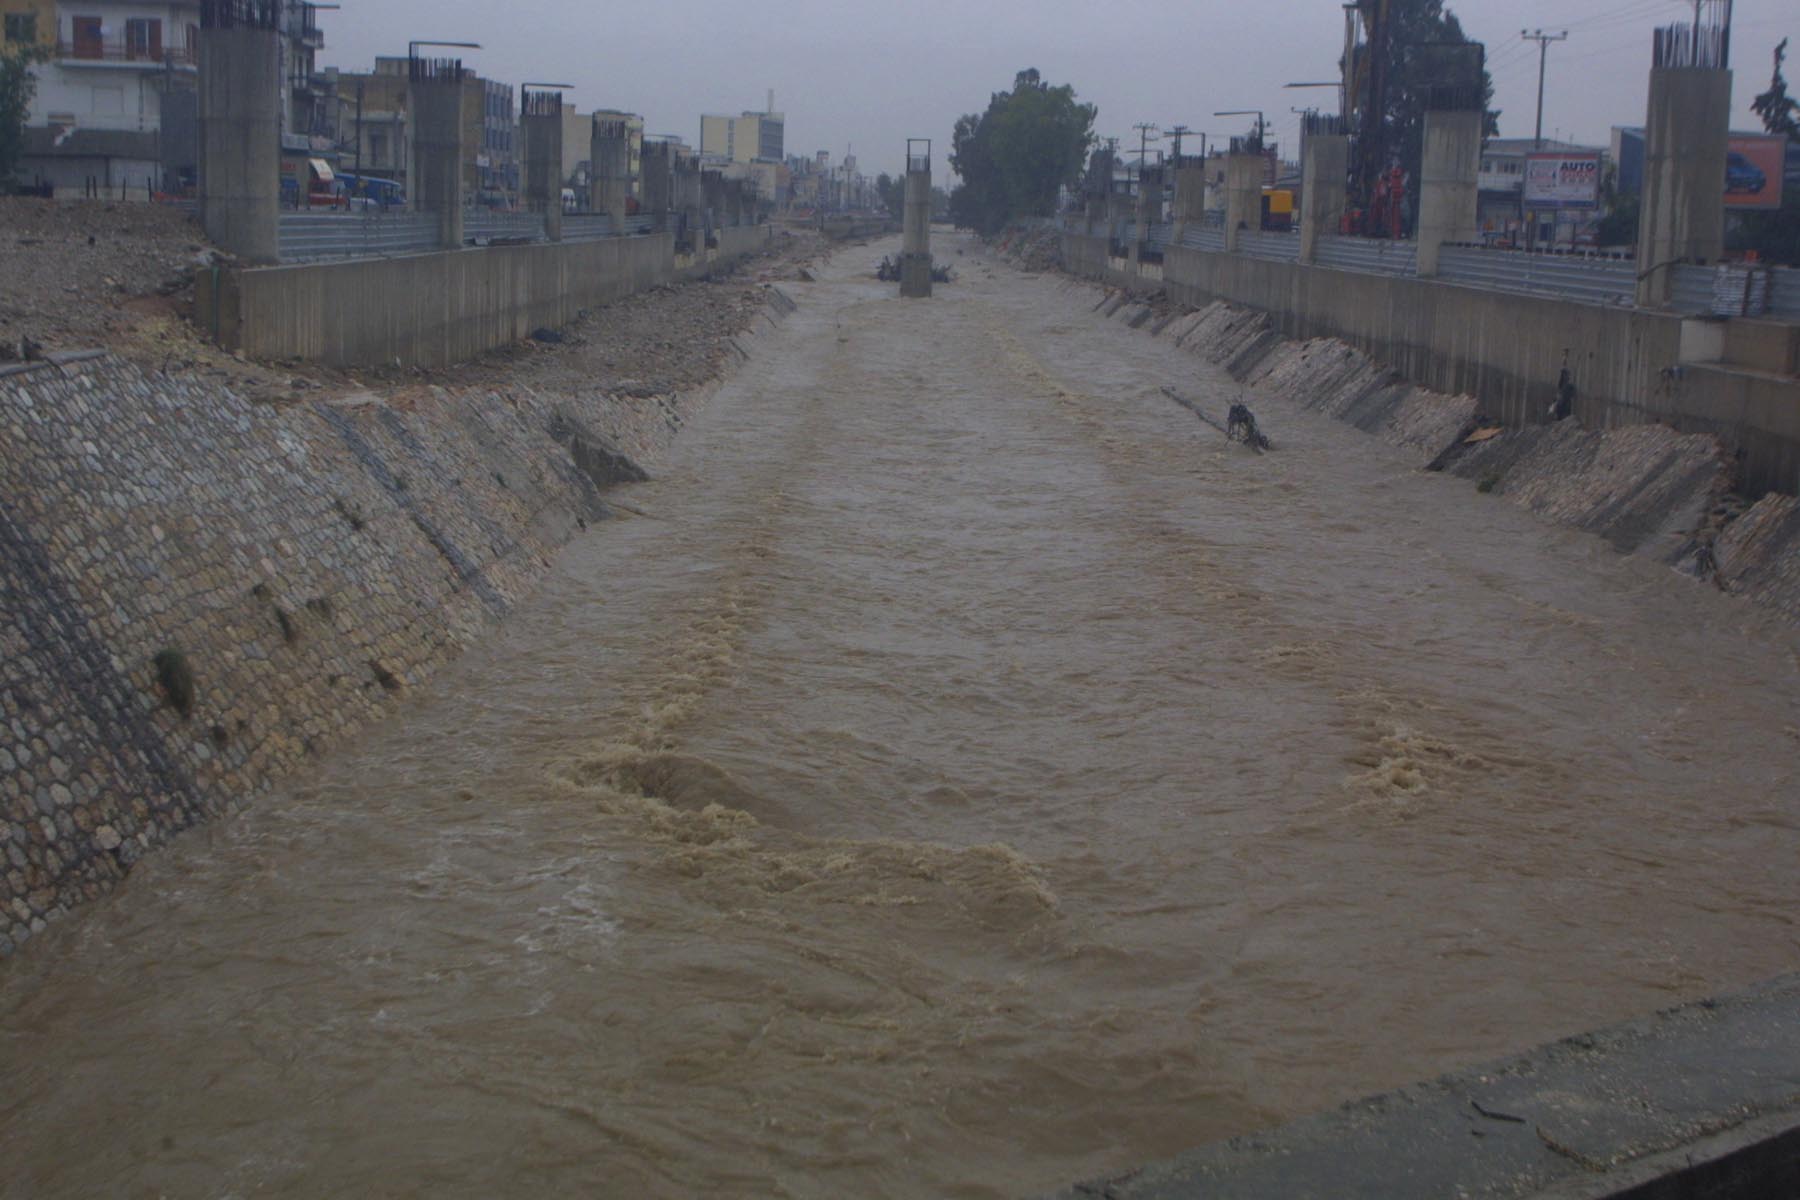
(640, 141), (673, 235)
(1297, 117), (1348, 266)
(409, 57), (468, 251)
(1170, 158), (1207, 245)
(1635, 22), (1732, 308)
(197, 0), (281, 264)
(1415, 108), (1482, 277)
(589, 118), (631, 229)
(1135, 162), (1164, 266)
(1223, 141), (1264, 253)
(900, 139), (933, 298)
(521, 89), (564, 242)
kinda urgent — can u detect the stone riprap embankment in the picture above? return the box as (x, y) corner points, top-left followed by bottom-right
(0, 286), (797, 955)
(1061, 275), (1800, 624)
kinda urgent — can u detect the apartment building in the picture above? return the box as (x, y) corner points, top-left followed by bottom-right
(699, 100), (783, 167)
(3, 0), (323, 196)
(4, 0), (198, 193)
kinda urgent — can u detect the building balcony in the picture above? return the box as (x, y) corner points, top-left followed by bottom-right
(58, 40), (198, 70)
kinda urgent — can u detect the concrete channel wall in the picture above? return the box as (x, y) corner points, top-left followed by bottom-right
(0, 288), (797, 956)
(201, 225), (773, 369)
(1050, 972), (1800, 1200)
(1063, 231), (1800, 496)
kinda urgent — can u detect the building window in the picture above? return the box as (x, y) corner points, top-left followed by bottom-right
(125, 17), (162, 60)
(4, 12), (38, 43)
(71, 15), (102, 58)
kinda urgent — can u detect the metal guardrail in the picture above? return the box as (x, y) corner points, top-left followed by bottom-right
(1772, 267), (1800, 321)
(278, 211), (440, 262)
(1064, 213), (1800, 323)
(465, 210), (547, 245)
(560, 214), (615, 242)
(620, 214), (657, 236)
(1668, 264), (1714, 315)
(1239, 231), (1301, 263)
(1177, 226), (1225, 252)
(1145, 223), (1173, 252)
(1312, 235), (1418, 276)
(1437, 245), (1637, 307)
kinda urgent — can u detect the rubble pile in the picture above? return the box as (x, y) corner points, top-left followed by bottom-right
(0, 198), (214, 358)
(994, 225), (1062, 272)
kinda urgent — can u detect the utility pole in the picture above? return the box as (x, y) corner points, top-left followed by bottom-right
(1132, 122), (1159, 173)
(1521, 28), (1567, 252)
(1521, 28), (1568, 149)
(1166, 124), (1191, 164)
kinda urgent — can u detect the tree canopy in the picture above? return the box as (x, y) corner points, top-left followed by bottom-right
(1, 43), (48, 188)
(1735, 37), (1799, 266)
(949, 69), (1096, 235)
(874, 172), (905, 221)
(1751, 38), (1798, 139)
(1373, 1), (1497, 211)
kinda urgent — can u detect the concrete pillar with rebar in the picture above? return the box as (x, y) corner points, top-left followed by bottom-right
(1135, 163), (1164, 264)
(1415, 109), (1482, 277)
(1298, 120), (1348, 265)
(640, 141), (673, 235)
(1171, 160), (1208, 244)
(589, 118), (631, 229)
(672, 158), (703, 253)
(197, 0), (282, 264)
(1223, 150), (1264, 253)
(521, 89), (564, 242)
(409, 58), (469, 251)
(702, 170), (726, 245)
(1635, 25), (1732, 307)
(900, 139), (933, 298)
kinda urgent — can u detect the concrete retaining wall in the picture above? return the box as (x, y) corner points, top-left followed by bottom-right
(1080, 285), (1800, 622)
(1063, 231), (1800, 495)
(0, 287), (796, 955)
(202, 226), (773, 369)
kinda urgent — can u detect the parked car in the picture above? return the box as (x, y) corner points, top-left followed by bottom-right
(1725, 152), (1766, 195)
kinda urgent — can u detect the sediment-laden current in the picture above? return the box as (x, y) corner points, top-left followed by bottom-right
(2, 234), (1797, 1198)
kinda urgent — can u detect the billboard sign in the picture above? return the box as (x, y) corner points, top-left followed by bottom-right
(1524, 152), (1601, 209)
(1724, 135), (1784, 210)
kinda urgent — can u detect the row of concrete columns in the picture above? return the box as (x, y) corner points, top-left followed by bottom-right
(197, 15), (755, 264)
(1079, 19), (1728, 311)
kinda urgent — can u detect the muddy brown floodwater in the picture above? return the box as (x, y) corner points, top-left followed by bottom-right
(2, 233), (1797, 1199)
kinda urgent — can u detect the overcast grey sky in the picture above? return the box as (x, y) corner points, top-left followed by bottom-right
(322, 0), (1794, 179)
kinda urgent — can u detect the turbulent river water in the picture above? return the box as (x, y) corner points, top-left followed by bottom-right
(3, 233), (1798, 1199)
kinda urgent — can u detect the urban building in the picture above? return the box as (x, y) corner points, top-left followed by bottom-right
(698, 96), (783, 166)
(1476, 136), (1605, 247)
(319, 64), (409, 188)
(6, 0), (201, 195)
(3, 0), (329, 197)
(477, 76), (515, 202)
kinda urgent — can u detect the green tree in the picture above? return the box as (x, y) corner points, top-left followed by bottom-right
(874, 172), (905, 220)
(1750, 38), (1798, 138)
(1, 42), (48, 188)
(949, 69), (1097, 235)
